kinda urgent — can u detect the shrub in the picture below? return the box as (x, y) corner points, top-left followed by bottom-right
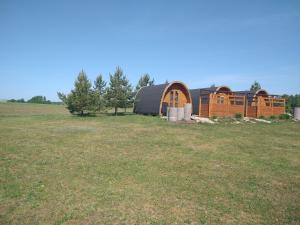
(212, 115), (217, 120)
(279, 114), (290, 120)
(259, 115), (265, 119)
(269, 115), (277, 120)
(235, 113), (243, 119)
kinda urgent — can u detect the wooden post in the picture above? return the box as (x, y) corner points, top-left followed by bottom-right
(199, 96), (201, 116)
(227, 95), (230, 116)
(208, 94), (211, 118)
(244, 96), (247, 117)
(271, 97), (274, 115)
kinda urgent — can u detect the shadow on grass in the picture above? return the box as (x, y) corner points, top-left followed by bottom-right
(70, 112), (136, 117)
(105, 112), (136, 116)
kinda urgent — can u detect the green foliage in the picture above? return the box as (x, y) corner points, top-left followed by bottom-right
(282, 94), (300, 113)
(259, 115), (265, 119)
(135, 73), (154, 91)
(91, 74), (107, 112)
(211, 115), (217, 120)
(94, 74), (107, 95)
(250, 81), (262, 92)
(106, 67), (132, 115)
(27, 96), (51, 104)
(58, 70), (94, 116)
(7, 98), (25, 103)
(235, 113), (243, 119)
(279, 114), (290, 120)
(269, 115), (277, 120)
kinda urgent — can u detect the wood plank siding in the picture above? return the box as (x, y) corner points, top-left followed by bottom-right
(245, 96), (285, 117)
(192, 87), (286, 118)
(200, 93), (245, 117)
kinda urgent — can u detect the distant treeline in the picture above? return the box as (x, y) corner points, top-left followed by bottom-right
(7, 96), (63, 105)
(283, 94), (300, 113)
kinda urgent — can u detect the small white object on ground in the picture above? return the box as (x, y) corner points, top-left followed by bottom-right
(254, 118), (271, 124)
(191, 115), (215, 124)
(243, 117), (250, 122)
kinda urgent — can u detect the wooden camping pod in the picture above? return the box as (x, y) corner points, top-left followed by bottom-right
(190, 86), (245, 118)
(236, 89), (286, 118)
(134, 81), (192, 116)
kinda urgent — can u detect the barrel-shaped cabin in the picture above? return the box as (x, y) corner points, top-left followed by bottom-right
(134, 81), (192, 116)
(190, 86), (245, 118)
(235, 89), (285, 117)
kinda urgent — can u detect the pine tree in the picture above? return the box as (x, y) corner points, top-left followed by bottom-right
(250, 81), (262, 92)
(106, 67), (132, 115)
(58, 70), (93, 116)
(92, 74), (107, 112)
(135, 73), (154, 91)
(94, 74), (106, 95)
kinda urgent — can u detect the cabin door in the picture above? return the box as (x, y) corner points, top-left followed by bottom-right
(161, 102), (168, 116)
(170, 90), (179, 107)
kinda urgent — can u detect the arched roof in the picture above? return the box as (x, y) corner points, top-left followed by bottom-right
(134, 81), (191, 115)
(215, 86), (232, 94)
(189, 86), (232, 115)
(254, 89), (268, 97)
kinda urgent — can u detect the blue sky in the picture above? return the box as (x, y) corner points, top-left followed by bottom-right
(0, 0), (299, 101)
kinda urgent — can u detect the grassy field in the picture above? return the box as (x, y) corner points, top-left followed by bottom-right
(0, 103), (299, 224)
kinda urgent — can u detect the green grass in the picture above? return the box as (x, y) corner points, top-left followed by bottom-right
(0, 103), (299, 224)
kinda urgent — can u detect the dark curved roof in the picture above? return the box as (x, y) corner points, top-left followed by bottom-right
(235, 89), (269, 97)
(133, 83), (169, 115)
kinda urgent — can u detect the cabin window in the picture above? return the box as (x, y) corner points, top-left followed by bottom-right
(170, 91), (174, 107)
(201, 95), (209, 104)
(175, 91), (179, 107)
(273, 101), (284, 107)
(264, 99), (271, 106)
(230, 97), (244, 105)
(217, 96), (224, 104)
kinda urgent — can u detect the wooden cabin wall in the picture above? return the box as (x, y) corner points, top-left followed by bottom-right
(199, 95), (209, 117)
(257, 97), (285, 117)
(246, 106), (257, 117)
(245, 97), (285, 117)
(161, 84), (191, 108)
(203, 94), (245, 117)
(273, 106), (285, 115)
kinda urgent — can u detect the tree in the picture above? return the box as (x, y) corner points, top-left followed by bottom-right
(94, 74), (106, 95)
(250, 81), (262, 92)
(282, 94), (300, 113)
(106, 67), (132, 115)
(27, 96), (51, 104)
(91, 74), (107, 112)
(58, 70), (93, 116)
(135, 73), (154, 91)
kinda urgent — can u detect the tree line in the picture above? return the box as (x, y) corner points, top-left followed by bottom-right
(7, 96), (56, 104)
(57, 67), (154, 116)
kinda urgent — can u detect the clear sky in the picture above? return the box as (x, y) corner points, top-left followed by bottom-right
(0, 0), (299, 101)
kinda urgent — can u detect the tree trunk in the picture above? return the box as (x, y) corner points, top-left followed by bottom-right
(125, 107), (127, 113)
(115, 107), (118, 116)
(81, 110), (83, 116)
